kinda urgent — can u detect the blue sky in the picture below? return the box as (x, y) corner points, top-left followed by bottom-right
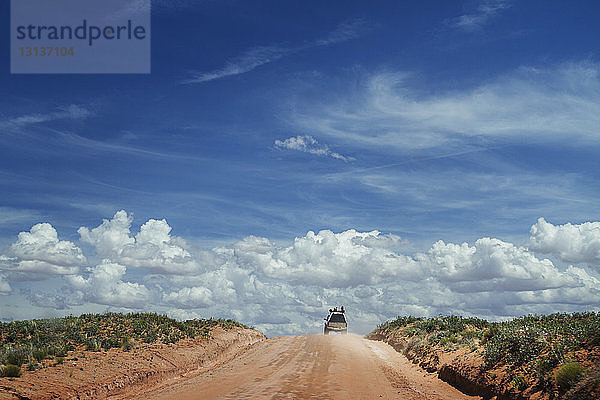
(1, 1), (600, 335)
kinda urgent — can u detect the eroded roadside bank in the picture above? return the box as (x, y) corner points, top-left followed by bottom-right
(366, 314), (600, 400)
(0, 325), (265, 400)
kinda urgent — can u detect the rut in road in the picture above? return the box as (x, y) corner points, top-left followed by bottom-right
(120, 334), (482, 400)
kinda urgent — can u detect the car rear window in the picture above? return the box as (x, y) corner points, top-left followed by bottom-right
(329, 313), (346, 323)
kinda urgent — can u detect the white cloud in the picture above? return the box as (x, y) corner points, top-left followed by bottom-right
(529, 218), (600, 265)
(67, 260), (150, 308)
(142, 226), (599, 335)
(447, 0), (510, 31)
(4, 211), (600, 336)
(0, 105), (91, 130)
(423, 238), (579, 292)
(182, 18), (368, 84)
(21, 288), (69, 309)
(79, 210), (200, 274)
(274, 135), (354, 161)
(163, 286), (213, 308)
(0, 274), (11, 295)
(78, 210), (135, 257)
(184, 45), (290, 84)
(245, 229), (422, 286)
(0, 223), (86, 275)
(289, 62), (600, 150)
(314, 18), (369, 46)
(0, 207), (41, 227)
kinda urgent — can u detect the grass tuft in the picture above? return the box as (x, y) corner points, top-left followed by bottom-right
(1, 364), (22, 377)
(555, 362), (586, 393)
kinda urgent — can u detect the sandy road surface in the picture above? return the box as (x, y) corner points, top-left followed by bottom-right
(124, 334), (481, 400)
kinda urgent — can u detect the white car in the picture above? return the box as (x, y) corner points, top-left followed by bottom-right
(324, 308), (348, 335)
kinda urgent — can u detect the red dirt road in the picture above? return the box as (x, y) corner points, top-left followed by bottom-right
(127, 334), (482, 400)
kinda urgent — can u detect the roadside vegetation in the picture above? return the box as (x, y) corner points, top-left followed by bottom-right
(371, 312), (600, 399)
(0, 312), (245, 377)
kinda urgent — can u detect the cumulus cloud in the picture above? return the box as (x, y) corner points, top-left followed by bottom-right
(78, 210), (134, 257)
(145, 227), (599, 335)
(0, 223), (86, 275)
(163, 286), (213, 308)
(4, 211), (600, 336)
(529, 218), (600, 265)
(226, 230), (419, 287)
(274, 135), (354, 161)
(67, 260), (150, 308)
(423, 238), (579, 292)
(79, 210), (200, 274)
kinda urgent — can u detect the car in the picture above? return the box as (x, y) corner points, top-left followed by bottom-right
(324, 306), (348, 335)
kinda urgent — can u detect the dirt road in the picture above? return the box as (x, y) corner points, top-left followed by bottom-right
(122, 334), (481, 400)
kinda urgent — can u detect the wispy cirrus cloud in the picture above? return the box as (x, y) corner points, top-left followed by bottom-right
(287, 61), (600, 151)
(314, 18), (369, 46)
(274, 135), (354, 162)
(0, 105), (91, 130)
(182, 18), (369, 84)
(447, 0), (510, 31)
(183, 45), (291, 84)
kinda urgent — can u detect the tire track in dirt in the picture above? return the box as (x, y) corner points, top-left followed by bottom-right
(135, 334), (483, 400)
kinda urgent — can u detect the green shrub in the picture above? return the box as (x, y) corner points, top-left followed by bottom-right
(461, 328), (478, 339)
(555, 362), (586, 392)
(1, 364), (22, 377)
(121, 337), (135, 352)
(481, 325), (499, 344)
(55, 356), (65, 365)
(143, 331), (158, 343)
(101, 336), (121, 350)
(439, 333), (459, 347)
(377, 316), (423, 331)
(26, 361), (41, 371)
(85, 338), (102, 352)
(32, 349), (47, 362)
(535, 356), (559, 378)
(3, 347), (28, 366)
(512, 374), (528, 391)
(563, 368), (600, 400)
(48, 343), (68, 357)
(483, 325), (546, 368)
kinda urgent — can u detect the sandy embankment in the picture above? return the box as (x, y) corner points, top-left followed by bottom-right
(0, 326), (265, 400)
(366, 330), (545, 400)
